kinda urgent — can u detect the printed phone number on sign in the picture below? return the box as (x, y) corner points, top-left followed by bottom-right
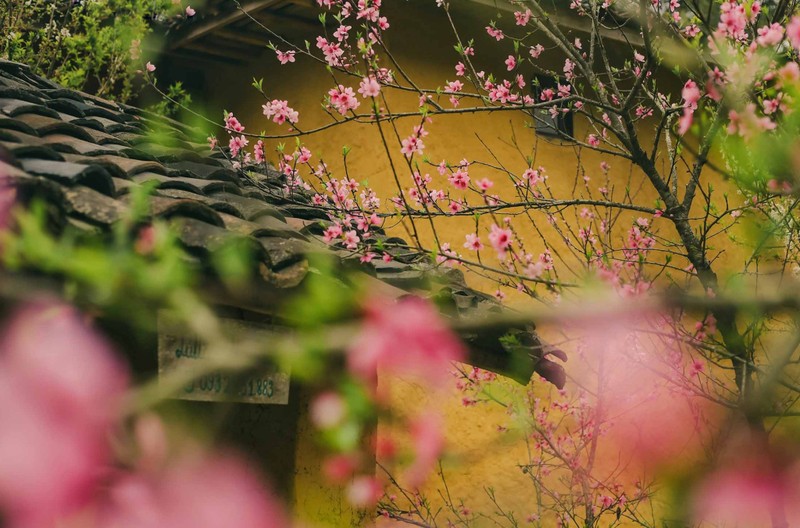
(183, 372), (276, 399)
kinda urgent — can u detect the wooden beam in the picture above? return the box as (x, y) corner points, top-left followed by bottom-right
(249, 9), (323, 35)
(215, 28), (270, 48)
(181, 41), (258, 63)
(161, 49), (247, 66)
(280, 0), (317, 9)
(270, 0), (320, 19)
(170, 0), (285, 51)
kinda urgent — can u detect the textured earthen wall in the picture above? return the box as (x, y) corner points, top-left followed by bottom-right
(190, 1), (744, 522)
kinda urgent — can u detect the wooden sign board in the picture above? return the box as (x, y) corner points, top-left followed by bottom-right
(158, 317), (290, 405)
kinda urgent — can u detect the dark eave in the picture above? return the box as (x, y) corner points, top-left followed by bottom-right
(164, 0), (322, 64)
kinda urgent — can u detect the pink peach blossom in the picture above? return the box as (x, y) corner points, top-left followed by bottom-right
(476, 177), (494, 191)
(445, 80), (463, 93)
(328, 85), (360, 115)
(400, 135), (424, 158)
(488, 224), (513, 254)
(358, 76), (381, 98)
(505, 55), (516, 71)
(448, 169), (469, 190)
(275, 49), (295, 64)
(343, 229), (360, 249)
(333, 24), (351, 42)
(756, 22), (784, 47)
(323, 224), (343, 243)
(463, 233), (483, 251)
(678, 79), (701, 135)
(316, 36), (344, 66)
(514, 9), (532, 25)
(718, 1), (747, 40)
(262, 100), (299, 125)
(486, 26), (504, 40)
(228, 135), (248, 157)
(347, 296), (466, 384)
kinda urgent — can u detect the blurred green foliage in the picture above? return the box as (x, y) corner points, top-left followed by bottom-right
(720, 83), (800, 264)
(150, 81), (195, 119)
(722, 80), (800, 191)
(1, 0), (176, 102)
(0, 185), (194, 325)
(283, 254), (359, 328)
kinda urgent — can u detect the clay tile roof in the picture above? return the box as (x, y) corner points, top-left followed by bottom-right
(0, 59), (566, 388)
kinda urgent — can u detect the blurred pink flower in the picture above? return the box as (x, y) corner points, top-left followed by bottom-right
(404, 412), (444, 488)
(488, 224), (513, 254)
(346, 476), (383, 507)
(693, 461), (800, 526)
(347, 296), (466, 384)
(0, 302), (129, 526)
(310, 391), (346, 429)
(565, 306), (718, 473)
(323, 454), (359, 484)
(374, 434), (397, 460)
(0, 190), (12, 243)
(476, 177), (494, 191)
(0, 154), (17, 231)
(678, 79), (701, 135)
(134, 225), (157, 255)
(133, 414), (170, 474)
(788, 16), (800, 51)
(0, 179), (13, 234)
(101, 453), (290, 528)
